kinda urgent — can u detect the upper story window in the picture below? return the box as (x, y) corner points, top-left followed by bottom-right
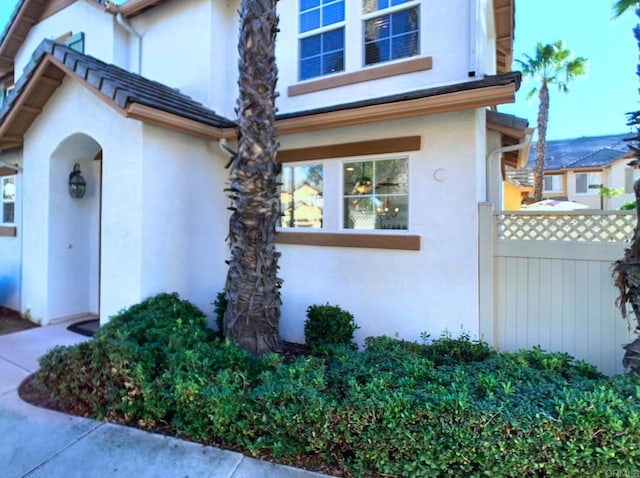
(363, 0), (420, 66)
(297, 1), (422, 82)
(299, 0), (345, 80)
(2, 176), (15, 225)
(343, 158), (408, 230)
(575, 172), (601, 195)
(279, 163), (324, 228)
(543, 175), (563, 194)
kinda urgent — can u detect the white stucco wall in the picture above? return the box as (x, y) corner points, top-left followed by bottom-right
(138, 124), (230, 318)
(277, 110), (484, 345)
(15, 2), (118, 78)
(123, 0), (239, 118)
(21, 77), (144, 324)
(0, 149), (22, 311)
(276, 0), (475, 114)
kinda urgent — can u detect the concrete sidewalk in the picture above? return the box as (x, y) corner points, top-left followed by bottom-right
(0, 323), (332, 478)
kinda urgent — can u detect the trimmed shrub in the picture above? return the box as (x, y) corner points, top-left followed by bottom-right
(36, 303), (640, 477)
(304, 303), (359, 351)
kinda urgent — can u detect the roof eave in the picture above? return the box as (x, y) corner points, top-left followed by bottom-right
(276, 79), (518, 135)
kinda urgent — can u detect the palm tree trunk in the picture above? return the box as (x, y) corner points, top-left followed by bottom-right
(533, 80), (550, 202)
(223, 0), (282, 354)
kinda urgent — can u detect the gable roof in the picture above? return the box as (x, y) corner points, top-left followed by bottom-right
(528, 133), (631, 172)
(0, 39), (236, 150)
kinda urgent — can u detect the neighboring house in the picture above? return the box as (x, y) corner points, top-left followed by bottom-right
(0, 0), (526, 346)
(505, 133), (633, 210)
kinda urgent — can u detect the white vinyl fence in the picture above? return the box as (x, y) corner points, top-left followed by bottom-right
(479, 204), (636, 376)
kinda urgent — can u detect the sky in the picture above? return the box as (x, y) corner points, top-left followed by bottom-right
(0, 0), (637, 141)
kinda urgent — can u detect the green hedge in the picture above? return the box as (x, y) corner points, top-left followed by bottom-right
(37, 293), (640, 477)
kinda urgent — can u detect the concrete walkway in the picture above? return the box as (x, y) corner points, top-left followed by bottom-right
(0, 323), (332, 478)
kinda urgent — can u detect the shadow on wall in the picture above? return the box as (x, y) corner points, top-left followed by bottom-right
(0, 275), (15, 306)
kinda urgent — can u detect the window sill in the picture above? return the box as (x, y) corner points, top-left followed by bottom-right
(0, 226), (17, 237)
(288, 56), (433, 97)
(277, 231), (420, 251)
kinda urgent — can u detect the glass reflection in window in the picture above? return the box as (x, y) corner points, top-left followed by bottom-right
(279, 164), (323, 228)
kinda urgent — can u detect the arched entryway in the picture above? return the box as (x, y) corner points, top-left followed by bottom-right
(48, 133), (102, 320)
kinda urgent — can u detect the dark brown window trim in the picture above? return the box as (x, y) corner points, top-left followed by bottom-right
(277, 232), (420, 251)
(288, 56), (433, 97)
(278, 136), (421, 163)
(0, 226), (17, 237)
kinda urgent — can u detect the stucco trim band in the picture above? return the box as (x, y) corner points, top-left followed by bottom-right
(277, 232), (421, 251)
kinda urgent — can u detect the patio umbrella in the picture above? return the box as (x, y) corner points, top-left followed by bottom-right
(522, 199), (589, 211)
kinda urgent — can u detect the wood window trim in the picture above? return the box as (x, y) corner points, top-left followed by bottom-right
(288, 56), (433, 97)
(277, 231), (420, 251)
(278, 136), (421, 163)
(0, 226), (16, 237)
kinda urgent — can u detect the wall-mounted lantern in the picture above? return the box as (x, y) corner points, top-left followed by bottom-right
(68, 162), (86, 198)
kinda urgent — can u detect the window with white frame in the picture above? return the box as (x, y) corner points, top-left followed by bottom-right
(363, 0), (420, 66)
(543, 175), (563, 193)
(297, 0), (422, 81)
(279, 163), (324, 228)
(343, 158), (408, 230)
(299, 0), (345, 80)
(1, 175), (15, 224)
(575, 172), (602, 194)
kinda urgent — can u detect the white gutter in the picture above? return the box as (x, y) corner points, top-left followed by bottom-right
(0, 158), (22, 172)
(468, 0), (478, 77)
(486, 130), (534, 209)
(116, 13), (142, 74)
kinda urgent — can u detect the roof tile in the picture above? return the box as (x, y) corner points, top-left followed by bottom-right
(0, 39), (236, 129)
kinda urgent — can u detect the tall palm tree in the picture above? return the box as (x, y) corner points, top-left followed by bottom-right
(223, 0), (282, 354)
(517, 42), (587, 201)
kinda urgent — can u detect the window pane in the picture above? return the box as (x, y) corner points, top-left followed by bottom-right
(323, 1), (345, 26)
(323, 27), (344, 51)
(365, 39), (390, 65)
(3, 202), (14, 224)
(301, 0), (320, 11)
(376, 195), (408, 230)
(279, 164), (323, 228)
(391, 32), (418, 59)
(301, 35), (321, 58)
(576, 174), (587, 194)
(300, 57), (321, 80)
(376, 159), (408, 194)
(322, 51), (344, 75)
(364, 7), (419, 65)
(300, 10), (320, 33)
(300, 28), (344, 80)
(2, 177), (15, 200)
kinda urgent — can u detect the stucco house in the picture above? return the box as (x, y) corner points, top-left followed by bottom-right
(0, 0), (527, 346)
(504, 133), (634, 210)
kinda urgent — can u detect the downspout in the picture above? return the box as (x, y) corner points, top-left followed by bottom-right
(468, 0), (478, 77)
(486, 130), (534, 209)
(116, 13), (142, 74)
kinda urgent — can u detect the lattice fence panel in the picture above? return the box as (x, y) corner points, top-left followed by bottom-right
(496, 212), (637, 242)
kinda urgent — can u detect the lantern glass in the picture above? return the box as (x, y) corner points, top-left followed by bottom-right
(68, 162), (86, 198)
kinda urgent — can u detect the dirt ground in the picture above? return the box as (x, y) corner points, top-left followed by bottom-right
(0, 307), (38, 335)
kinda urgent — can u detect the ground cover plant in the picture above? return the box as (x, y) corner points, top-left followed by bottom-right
(36, 293), (640, 477)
